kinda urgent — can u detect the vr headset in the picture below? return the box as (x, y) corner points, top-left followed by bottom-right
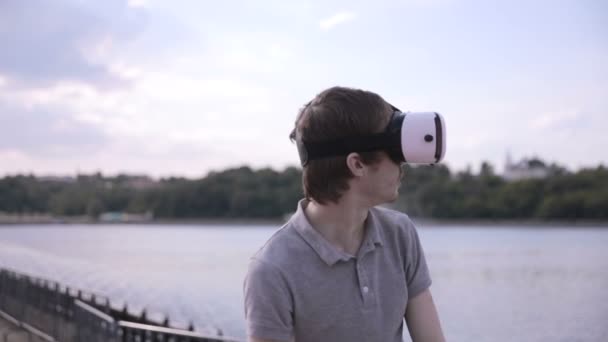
(295, 105), (446, 166)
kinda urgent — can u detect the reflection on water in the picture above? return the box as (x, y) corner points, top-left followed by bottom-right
(1, 224), (607, 341)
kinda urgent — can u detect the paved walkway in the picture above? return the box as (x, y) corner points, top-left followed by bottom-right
(0, 313), (54, 342)
(0, 315), (29, 342)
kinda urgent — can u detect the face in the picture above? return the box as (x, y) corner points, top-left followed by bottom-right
(357, 152), (404, 206)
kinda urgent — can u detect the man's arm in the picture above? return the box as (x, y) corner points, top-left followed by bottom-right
(405, 288), (446, 342)
(244, 259), (295, 342)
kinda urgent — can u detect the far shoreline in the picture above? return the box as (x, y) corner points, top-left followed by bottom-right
(0, 216), (607, 228)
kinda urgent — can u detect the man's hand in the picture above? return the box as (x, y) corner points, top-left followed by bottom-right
(405, 289), (446, 342)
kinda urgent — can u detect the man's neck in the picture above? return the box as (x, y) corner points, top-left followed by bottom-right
(304, 195), (371, 256)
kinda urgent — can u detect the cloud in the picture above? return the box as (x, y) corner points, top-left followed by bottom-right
(319, 11), (357, 31)
(127, 0), (148, 8)
(0, 0), (146, 89)
(529, 110), (581, 130)
(0, 61), (295, 175)
(0, 102), (108, 157)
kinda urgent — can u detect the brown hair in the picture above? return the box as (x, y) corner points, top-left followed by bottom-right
(290, 86), (393, 204)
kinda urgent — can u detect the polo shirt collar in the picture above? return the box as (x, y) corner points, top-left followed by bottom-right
(291, 199), (384, 266)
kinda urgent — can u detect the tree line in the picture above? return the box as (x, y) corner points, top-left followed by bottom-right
(0, 160), (606, 220)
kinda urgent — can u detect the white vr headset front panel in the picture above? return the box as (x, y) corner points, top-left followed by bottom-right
(400, 112), (446, 164)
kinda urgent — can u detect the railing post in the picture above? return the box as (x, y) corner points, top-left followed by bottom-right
(124, 326), (131, 342)
(64, 286), (72, 321)
(122, 304), (129, 321)
(76, 303), (83, 342)
(49, 281), (60, 338)
(140, 309), (147, 324)
(19, 274), (27, 321)
(0, 269), (5, 309)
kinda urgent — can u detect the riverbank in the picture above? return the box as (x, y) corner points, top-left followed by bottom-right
(0, 215), (284, 226)
(0, 214), (606, 227)
(412, 217), (608, 228)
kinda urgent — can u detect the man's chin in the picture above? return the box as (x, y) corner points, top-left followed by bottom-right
(386, 190), (399, 203)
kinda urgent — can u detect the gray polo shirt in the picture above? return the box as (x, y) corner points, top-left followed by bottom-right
(243, 199), (432, 342)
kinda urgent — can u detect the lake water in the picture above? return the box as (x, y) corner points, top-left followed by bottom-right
(0, 223), (607, 341)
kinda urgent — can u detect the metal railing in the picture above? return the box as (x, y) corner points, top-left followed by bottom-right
(1, 308), (56, 342)
(73, 300), (117, 342)
(0, 268), (240, 342)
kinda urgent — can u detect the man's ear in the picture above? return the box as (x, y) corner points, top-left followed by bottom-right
(346, 153), (365, 177)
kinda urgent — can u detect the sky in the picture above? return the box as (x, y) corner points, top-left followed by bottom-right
(0, 0), (606, 178)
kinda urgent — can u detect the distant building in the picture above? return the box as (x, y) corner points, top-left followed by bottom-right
(106, 175), (159, 190)
(38, 175), (76, 183)
(99, 211), (154, 223)
(503, 152), (550, 181)
(124, 176), (159, 190)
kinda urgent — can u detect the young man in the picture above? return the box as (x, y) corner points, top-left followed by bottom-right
(244, 86), (446, 342)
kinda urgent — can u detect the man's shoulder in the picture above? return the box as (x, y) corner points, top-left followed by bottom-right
(369, 205), (422, 249)
(249, 220), (310, 271)
(370, 205), (416, 232)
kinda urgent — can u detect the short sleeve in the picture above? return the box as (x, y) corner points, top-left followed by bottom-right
(243, 258), (294, 341)
(404, 222), (432, 299)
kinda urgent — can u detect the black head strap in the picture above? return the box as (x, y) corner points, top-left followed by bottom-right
(296, 105), (404, 166)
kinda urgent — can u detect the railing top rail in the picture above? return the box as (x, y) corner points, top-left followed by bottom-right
(21, 322), (56, 342)
(74, 299), (114, 323)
